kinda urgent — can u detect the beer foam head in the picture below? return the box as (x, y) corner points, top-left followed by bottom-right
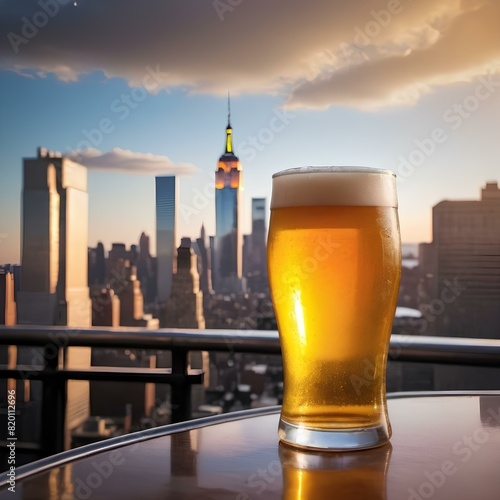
(271, 166), (398, 208)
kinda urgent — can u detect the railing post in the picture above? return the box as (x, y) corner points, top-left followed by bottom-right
(170, 348), (191, 423)
(41, 344), (66, 457)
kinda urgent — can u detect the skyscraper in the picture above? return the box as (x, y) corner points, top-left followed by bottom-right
(164, 238), (205, 329)
(244, 198), (268, 292)
(422, 181), (500, 339)
(214, 98), (243, 293)
(137, 232), (156, 305)
(419, 181), (500, 392)
(16, 147), (92, 450)
(17, 147), (91, 326)
(156, 176), (177, 303)
(195, 223), (212, 297)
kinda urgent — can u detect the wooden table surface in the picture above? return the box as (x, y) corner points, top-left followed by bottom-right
(2, 393), (500, 499)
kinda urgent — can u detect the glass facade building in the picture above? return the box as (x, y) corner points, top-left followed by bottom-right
(156, 176), (177, 303)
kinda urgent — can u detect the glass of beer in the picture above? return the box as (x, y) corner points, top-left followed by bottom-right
(268, 166), (401, 450)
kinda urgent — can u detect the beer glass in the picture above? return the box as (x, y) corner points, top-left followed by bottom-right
(268, 166), (401, 450)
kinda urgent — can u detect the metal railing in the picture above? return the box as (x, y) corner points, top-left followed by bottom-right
(1, 325), (500, 460)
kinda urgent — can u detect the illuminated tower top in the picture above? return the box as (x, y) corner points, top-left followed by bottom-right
(217, 93), (242, 179)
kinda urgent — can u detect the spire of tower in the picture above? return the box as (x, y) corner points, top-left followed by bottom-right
(224, 92), (234, 155)
(200, 222), (206, 243)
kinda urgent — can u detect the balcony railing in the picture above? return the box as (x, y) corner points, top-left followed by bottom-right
(1, 325), (500, 461)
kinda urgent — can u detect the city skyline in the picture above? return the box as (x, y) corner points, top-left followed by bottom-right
(2, 1), (500, 264)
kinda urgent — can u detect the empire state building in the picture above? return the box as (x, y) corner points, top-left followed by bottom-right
(214, 100), (243, 293)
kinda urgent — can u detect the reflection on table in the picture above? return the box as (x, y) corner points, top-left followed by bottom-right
(1, 393), (500, 499)
(280, 443), (391, 500)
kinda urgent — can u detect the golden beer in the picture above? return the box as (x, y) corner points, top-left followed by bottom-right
(268, 167), (401, 450)
(280, 443), (391, 500)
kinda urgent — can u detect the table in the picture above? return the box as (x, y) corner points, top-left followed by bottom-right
(1, 392), (500, 499)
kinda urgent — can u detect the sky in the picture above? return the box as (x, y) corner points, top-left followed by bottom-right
(1, 0), (500, 263)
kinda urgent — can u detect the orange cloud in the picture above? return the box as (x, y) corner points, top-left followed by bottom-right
(1, 0), (499, 109)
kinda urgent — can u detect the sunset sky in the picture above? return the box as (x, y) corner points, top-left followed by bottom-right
(1, 0), (500, 263)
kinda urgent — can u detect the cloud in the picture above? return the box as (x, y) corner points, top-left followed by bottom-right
(1, 0), (499, 109)
(288, 0), (500, 109)
(69, 148), (197, 176)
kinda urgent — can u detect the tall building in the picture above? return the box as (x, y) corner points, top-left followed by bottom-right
(91, 287), (120, 327)
(137, 232), (156, 305)
(107, 243), (131, 273)
(195, 223), (212, 297)
(214, 99), (243, 293)
(0, 268), (16, 326)
(423, 182), (500, 339)
(164, 237), (208, 408)
(16, 147), (92, 450)
(88, 242), (106, 286)
(0, 268), (17, 402)
(244, 198), (268, 292)
(420, 181), (500, 391)
(164, 238), (205, 329)
(115, 263), (159, 328)
(156, 176), (177, 304)
(17, 148), (91, 326)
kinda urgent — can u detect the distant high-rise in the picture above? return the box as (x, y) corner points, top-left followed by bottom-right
(418, 181), (500, 392)
(156, 176), (177, 303)
(164, 238), (205, 329)
(137, 232), (156, 305)
(195, 223), (212, 296)
(88, 241), (106, 286)
(116, 263), (158, 328)
(252, 198), (266, 234)
(91, 287), (120, 327)
(0, 268), (16, 326)
(214, 97), (243, 293)
(163, 238), (208, 398)
(244, 198), (268, 292)
(0, 267), (17, 402)
(423, 181), (500, 339)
